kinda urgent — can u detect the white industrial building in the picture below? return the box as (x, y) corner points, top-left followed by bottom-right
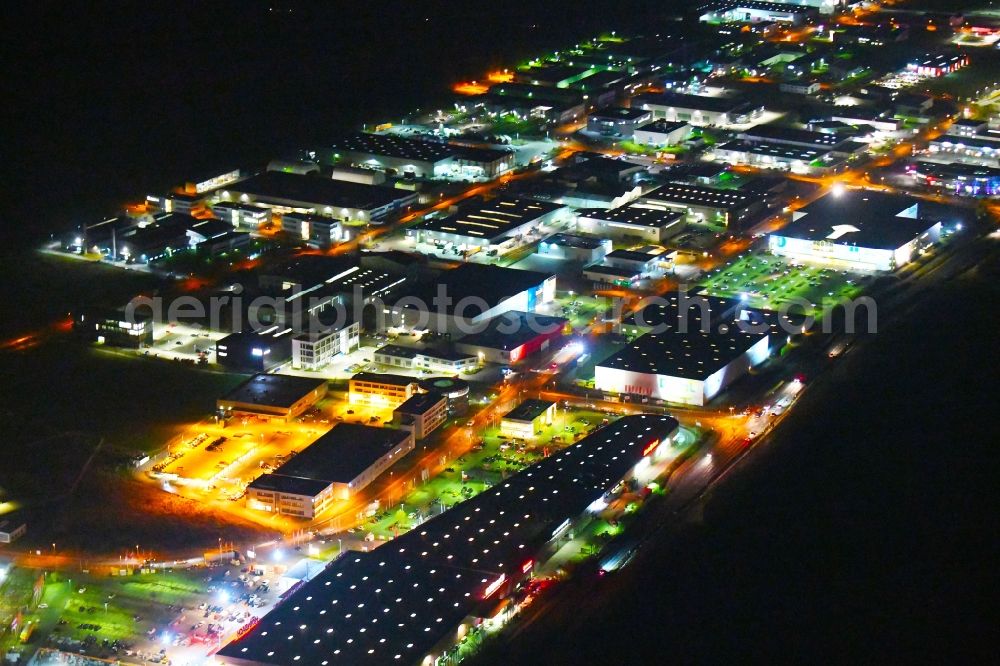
(635, 91), (764, 128)
(768, 190), (942, 271)
(596, 329), (769, 406)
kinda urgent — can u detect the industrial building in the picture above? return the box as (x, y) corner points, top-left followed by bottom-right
(632, 119), (691, 146)
(634, 91), (764, 127)
(407, 197), (567, 252)
(217, 171), (418, 223)
(535, 233), (612, 263)
(280, 212), (346, 248)
(218, 414), (679, 666)
(216, 327), (295, 372)
(582, 263), (642, 288)
(246, 424), (415, 517)
(328, 133), (454, 178)
(698, 0), (818, 25)
(217, 374), (328, 423)
(393, 392), (448, 440)
(576, 204), (686, 243)
(928, 134), (1000, 162)
(387, 263), (556, 335)
(596, 318), (769, 406)
(74, 306), (153, 349)
(0, 520), (26, 544)
(291, 321), (361, 371)
(500, 399), (556, 439)
(909, 161), (1000, 197)
(906, 53), (969, 78)
(372, 344), (479, 374)
(586, 107), (653, 138)
(639, 183), (763, 229)
(768, 190), (942, 271)
(454, 311), (568, 365)
(713, 140), (845, 175)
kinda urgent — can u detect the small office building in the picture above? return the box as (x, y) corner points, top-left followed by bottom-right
(349, 372), (421, 408)
(74, 306), (153, 348)
(246, 424), (415, 517)
(0, 520), (27, 544)
(280, 212), (346, 248)
(291, 321), (361, 371)
(217, 374), (329, 422)
(393, 392), (448, 440)
(500, 399), (556, 439)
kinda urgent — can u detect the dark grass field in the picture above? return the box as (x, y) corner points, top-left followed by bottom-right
(473, 248), (1000, 663)
(0, 340), (258, 553)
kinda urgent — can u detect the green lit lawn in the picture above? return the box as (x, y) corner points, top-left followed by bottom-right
(699, 252), (866, 315)
(550, 293), (609, 332)
(355, 408), (612, 541)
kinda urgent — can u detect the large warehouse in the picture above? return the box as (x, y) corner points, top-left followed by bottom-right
(387, 263), (557, 335)
(596, 293), (771, 406)
(768, 190), (942, 271)
(407, 197), (567, 252)
(246, 424), (415, 517)
(218, 414), (679, 666)
(216, 171), (418, 222)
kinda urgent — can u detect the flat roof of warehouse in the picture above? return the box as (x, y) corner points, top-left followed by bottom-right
(641, 182), (756, 210)
(225, 171), (414, 210)
(579, 204), (685, 229)
(251, 423), (412, 488)
(219, 414), (678, 666)
(395, 263), (555, 312)
(412, 197), (564, 241)
(598, 324), (766, 380)
(330, 132), (455, 163)
(502, 399), (555, 423)
(777, 190), (938, 249)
